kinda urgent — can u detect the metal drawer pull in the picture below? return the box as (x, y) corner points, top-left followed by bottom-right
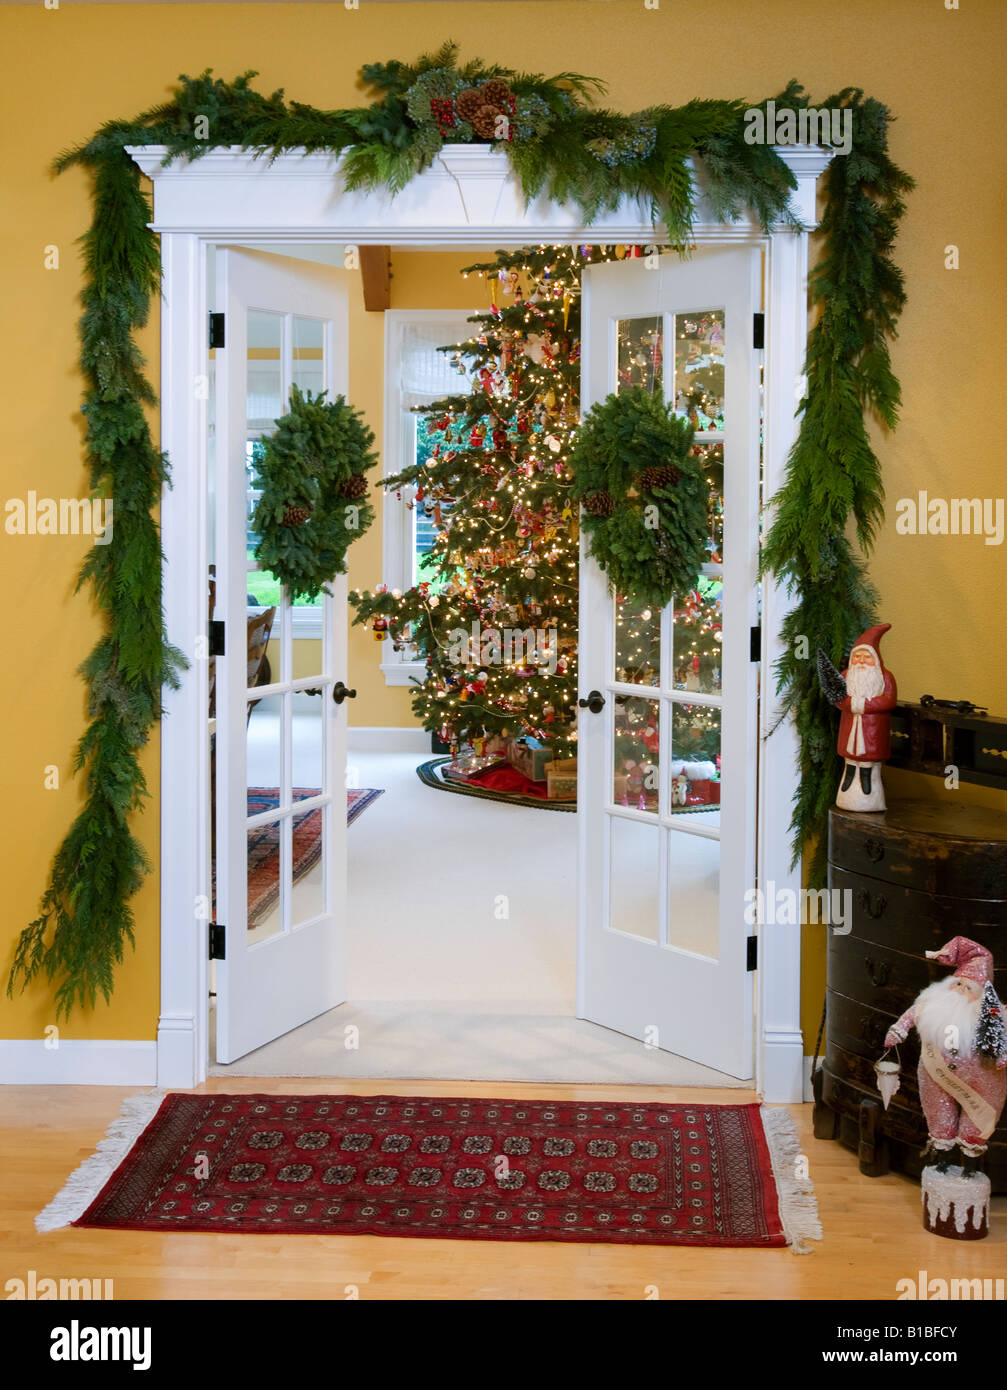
(857, 889), (887, 919)
(859, 1014), (888, 1049)
(863, 837), (885, 863)
(864, 956), (890, 988)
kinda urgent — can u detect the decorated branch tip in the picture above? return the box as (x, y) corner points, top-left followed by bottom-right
(251, 386), (377, 603)
(570, 387), (709, 611)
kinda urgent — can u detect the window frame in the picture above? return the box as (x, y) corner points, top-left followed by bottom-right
(380, 308), (478, 686)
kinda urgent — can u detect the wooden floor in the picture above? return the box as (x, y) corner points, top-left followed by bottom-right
(4, 1077), (1007, 1300)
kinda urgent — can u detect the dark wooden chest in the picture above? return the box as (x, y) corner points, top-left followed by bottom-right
(814, 799), (1007, 1188)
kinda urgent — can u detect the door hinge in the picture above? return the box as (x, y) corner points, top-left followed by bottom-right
(749, 625), (761, 662)
(208, 312), (225, 350)
(746, 935), (758, 971)
(209, 922), (226, 960)
(752, 312), (765, 350)
(209, 620), (226, 657)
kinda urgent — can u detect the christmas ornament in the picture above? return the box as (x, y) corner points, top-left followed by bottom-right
(873, 1054), (902, 1109)
(817, 623), (897, 813)
(884, 938), (1007, 1239)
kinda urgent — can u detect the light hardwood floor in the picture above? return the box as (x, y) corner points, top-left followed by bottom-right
(4, 1079), (1006, 1300)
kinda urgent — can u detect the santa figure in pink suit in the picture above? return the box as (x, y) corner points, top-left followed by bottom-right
(884, 937), (1007, 1175)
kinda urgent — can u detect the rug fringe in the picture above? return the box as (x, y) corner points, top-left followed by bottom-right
(760, 1104), (823, 1255)
(35, 1091), (166, 1233)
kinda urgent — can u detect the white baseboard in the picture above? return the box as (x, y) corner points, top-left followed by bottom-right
(759, 1028), (805, 1104)
(347, 725), (430, 754)
(0, 1039), (157, 1086)
(803, 1054), (815, 1103)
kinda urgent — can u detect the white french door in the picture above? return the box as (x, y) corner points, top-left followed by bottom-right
(577, 246), (762, 1079)
(213, 249), (350, 1063)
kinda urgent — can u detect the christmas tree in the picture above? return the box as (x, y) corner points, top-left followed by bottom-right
(351, 242), (728, 787)
(351, 243), (625, 757)
(975, 981), (1007, 1060)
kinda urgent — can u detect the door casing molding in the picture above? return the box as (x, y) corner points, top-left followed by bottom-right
(130, 143), (831, 1098)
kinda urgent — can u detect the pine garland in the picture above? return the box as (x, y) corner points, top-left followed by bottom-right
(760, 88), (913, 885)
(8, 47), (911, 1015)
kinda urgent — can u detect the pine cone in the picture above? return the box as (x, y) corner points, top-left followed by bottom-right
(281, 504), (312, 526)
(472, 105), (501, 140)
(480, 78), (513, 109)
(582, 491), (615, 517)
(456, 88), (483, 122)
(638, 464), (680, 492)
(339, 473), (369, 500)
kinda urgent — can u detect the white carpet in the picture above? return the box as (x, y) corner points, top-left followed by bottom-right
(212, 747), (751, 1087)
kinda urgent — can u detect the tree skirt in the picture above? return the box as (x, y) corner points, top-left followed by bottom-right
(226, 788), (383, 926)
(417, 758), (576, 811)
(40, 1093), (820, 1251)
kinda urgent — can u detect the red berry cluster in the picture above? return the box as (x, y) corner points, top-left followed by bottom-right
(430, 97), (456, 134)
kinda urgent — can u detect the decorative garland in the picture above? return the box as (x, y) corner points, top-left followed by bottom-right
(251, 386), (377, 603)
(569, 387), (708, 611)
(8, 44), (911, 1016)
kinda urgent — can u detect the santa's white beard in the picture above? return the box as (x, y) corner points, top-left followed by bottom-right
(847, 659), (885, 702)
(913, 978), (980, 1057)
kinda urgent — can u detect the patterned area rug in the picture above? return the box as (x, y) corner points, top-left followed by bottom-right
(48, 1093), (819, 1249)
(244, 787), (383, 925)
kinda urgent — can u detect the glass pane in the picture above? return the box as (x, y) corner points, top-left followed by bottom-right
(247, 693), (282, 800)
(670, 703), (721, 825)
(667, 831), (720, 959)
(609, 815), (659, 942)
(246, 815), (285, 944)
(613, 696), (660, 812)
(292, 316), (325, 397)
(672, 579), (722, 694)
(291, 803), (326, 928)
(291, 692), (324, 803)
(674, 310), (724, 431)
(247, 309), (283, 428)
(614, 594), (660, 687)
(617, 316), (663, 395)
(693, 441), (724, 566)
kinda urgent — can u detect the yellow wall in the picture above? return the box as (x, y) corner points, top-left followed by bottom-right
(2, 0), (1005, 1045)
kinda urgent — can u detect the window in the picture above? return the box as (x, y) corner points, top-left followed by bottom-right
(381, 311), (475, 684)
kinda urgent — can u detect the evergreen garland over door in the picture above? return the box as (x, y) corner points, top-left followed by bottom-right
(6, 45), (912, 1018)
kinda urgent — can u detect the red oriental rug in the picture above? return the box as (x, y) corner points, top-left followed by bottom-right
(46, 1093), (818, 1250)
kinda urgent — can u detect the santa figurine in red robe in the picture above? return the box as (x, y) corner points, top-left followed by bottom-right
(884, 937), (1007, 1175)
(817, 623), (897, 811)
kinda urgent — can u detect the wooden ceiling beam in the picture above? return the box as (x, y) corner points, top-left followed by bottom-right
(359, 245), (391, 311)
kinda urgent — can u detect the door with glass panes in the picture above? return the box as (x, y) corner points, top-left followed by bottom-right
(212, 248), (350, 1064)
(577, 246), (762, 1080)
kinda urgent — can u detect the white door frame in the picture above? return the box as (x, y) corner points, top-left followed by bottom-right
(133, 143), (831, 1099)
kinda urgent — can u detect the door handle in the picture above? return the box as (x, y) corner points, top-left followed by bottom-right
(578, 690), (605, 714)
(332, 681), (357, 705)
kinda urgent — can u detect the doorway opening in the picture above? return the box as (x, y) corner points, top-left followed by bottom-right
(203, 237), (764, 1087)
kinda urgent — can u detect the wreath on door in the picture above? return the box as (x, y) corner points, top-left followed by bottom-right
(251, 385), (378, 602)
(569, 387), (710, 610)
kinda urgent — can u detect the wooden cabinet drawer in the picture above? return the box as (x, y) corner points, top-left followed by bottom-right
(828, 865), (1007, 953)
(830, 800), (1007, 897)
(828, 930), (1007, 1020)
(826, 986), (899, 1060)
(827, 936), (932, 1015)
